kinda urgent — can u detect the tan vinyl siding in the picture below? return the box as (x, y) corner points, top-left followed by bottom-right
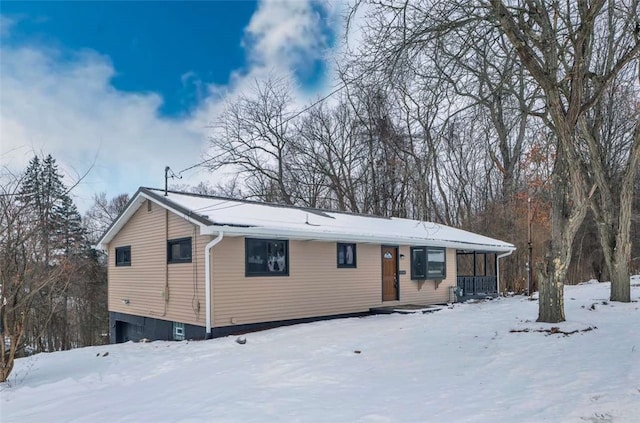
(211, 239), (381, 327)
(165, 213), (209, 324)
(109, 202), (460, 331)
(108, 200), (210, 326)
(387, 246), (457, 306)
(211, 239), (457, 328)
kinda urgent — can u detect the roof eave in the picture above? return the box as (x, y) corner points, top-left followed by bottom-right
(200, 225), (516, 253)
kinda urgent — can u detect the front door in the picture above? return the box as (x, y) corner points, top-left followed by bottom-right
(382, 246), (398, 301)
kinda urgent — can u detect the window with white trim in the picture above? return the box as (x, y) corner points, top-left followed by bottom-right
(173, 322), (185, 341)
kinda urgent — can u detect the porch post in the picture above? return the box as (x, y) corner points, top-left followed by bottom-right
(484, 253), (488, 276)
(484, 252), (488, 294)
(493, 253), (500, 294)
(473, 252), (477, 294)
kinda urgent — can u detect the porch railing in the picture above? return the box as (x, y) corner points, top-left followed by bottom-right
(456, 276), (497, 296)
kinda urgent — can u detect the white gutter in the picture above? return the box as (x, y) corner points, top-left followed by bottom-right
(200, 225), (516, 253)
(496, 249), (515, 295)
(204, 231), (224, 339)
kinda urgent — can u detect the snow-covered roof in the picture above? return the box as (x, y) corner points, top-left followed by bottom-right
(97, 187), (515, 252)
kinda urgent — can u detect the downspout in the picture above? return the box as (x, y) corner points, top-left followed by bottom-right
(496, 249), (514, 296)
(205, 231), (224, 339)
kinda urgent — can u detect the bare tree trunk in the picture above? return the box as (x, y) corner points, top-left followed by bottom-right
(578, 87), (640, 301)
(488, 0), (638, 321)
(610, 124), (640, 300)
(536, 155), (583, 322)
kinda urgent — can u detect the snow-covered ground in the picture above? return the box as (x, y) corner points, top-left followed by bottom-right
(2, 278), (640, 423)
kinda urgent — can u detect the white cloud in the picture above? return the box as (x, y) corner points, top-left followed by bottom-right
(191, 0), (345, 148)
(0, 44), (209, 210)
(244, 0), (328, 72)
(0, 0), (350, 211)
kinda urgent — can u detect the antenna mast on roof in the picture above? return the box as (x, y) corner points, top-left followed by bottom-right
(164, 166), (182, 196)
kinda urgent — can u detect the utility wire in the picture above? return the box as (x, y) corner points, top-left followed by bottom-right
(177, 151), (228, 175)
(176, 82), (348, 176)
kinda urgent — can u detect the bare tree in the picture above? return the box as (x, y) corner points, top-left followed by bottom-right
(346, 0), (549, 294)
(83, 192), (130, 244)
(293, 100), (365, 211)
(350, 0), (639, 321)
(489, 0), (640, 317)
(79, 192), (133, 347)
(578, 65), (640, 301)
(0, 170), (73, 381)
(1, 156), (113, 382)
(207, 77), (297, 204)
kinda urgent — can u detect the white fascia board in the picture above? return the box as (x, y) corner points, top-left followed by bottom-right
(200, 225), (516, 253)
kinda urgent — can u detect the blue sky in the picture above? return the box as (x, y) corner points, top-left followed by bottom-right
(0, 0), (344, 210)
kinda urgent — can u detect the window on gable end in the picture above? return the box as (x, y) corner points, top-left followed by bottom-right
(115, 246), (131, 267)
(168, 237), (192, 264)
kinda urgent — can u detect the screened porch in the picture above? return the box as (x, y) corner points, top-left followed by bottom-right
(456, 251), (498, 300)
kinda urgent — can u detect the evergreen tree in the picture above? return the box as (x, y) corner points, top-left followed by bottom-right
(54, 194), (87, 257)
(16, 154), (95, 351)
(20, 154), (69, 263)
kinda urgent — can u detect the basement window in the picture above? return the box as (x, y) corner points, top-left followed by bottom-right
(173, 322), (185, 341)
(115, 246), (131, 267)
(245, 238), (289, 276)
(167, 237), (192, 263)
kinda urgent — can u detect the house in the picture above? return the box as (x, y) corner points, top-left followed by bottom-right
(97, 187), (515, 343)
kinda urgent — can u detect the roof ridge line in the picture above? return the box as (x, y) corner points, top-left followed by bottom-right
(143, 187), (395, 221)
